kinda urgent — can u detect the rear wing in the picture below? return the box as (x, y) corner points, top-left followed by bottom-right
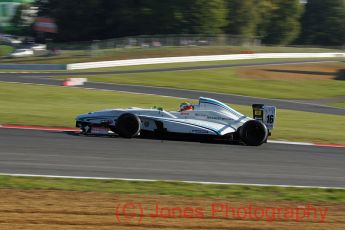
(252, 104), (276, 130)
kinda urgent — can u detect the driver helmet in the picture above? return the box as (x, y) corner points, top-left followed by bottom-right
(179, 102), (193, 112)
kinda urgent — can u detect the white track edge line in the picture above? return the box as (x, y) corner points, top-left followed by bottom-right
(267, 140), (314, 146)
(0, 173), (343, 189)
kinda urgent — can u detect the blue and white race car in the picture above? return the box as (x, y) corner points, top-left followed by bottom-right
(76, 97), (276, 146)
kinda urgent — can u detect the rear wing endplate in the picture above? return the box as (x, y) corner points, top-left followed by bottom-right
(252, 104), (276, 130)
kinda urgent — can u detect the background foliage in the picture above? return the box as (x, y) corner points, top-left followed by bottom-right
(21, 0), (345, 46)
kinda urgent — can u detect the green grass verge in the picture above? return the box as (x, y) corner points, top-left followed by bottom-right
(330, 102), (345, 108)
(0, 82), (189, 127)
(0, 45), (14, 57)
(60, 65), (345, 100)
(0, 82), (345, 143)
(0, 175), (344, 202)
(0, 45), (343, 64)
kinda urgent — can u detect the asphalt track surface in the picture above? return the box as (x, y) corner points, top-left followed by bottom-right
(0, 74), (344, 115)
(0, 128), (344, 187)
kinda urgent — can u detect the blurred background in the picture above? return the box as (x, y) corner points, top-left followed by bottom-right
(0, 0), (344, 58)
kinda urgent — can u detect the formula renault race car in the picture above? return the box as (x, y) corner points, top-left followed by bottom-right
(76, 97), (276, 146)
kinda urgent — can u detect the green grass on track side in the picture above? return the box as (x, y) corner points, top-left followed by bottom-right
(0, 175), (344, 202)
(0, 45), (14, 57)
(330, 102), (345, 108)
(60, 66), (345, 100)
(0, 82), (344, 144)
(0, 82), (189, 127)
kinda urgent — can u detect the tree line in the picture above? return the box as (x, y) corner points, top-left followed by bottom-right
(33, 0), (345, 46)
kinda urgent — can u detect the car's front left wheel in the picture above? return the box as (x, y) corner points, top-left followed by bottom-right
(114, 113), (141, 138)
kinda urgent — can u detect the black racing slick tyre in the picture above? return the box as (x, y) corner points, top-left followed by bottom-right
(115, 113), (141, 138)
(239, 120), (268, 146)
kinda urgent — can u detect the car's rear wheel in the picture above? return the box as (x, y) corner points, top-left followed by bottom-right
(115, 113), (141, 138)
(239, 120), (268, 146)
